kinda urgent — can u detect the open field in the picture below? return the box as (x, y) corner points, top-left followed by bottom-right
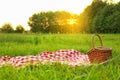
(0, 33), (120, 80)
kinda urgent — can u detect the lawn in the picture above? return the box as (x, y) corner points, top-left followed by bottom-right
(0, 33), (120, 80)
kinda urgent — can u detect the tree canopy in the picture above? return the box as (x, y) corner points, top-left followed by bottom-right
(28, 11), (79, 33)
(79, 0), (120, 33)
(0, 0), (119, 33)
(1, 23), (14, 33)
(15, 25), (25, 33)
(28, 0), (120, 33)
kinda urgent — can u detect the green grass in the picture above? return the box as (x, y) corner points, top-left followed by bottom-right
(0, 33), (120, 80)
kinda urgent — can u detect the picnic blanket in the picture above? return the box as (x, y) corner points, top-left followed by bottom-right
(0, 49), (90, 68)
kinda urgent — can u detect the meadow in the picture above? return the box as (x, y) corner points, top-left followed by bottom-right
(0, 33), (120, 80)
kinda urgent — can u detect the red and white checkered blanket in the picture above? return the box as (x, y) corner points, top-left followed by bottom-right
(0, 49), (90, 67)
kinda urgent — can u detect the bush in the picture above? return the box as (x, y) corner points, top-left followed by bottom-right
(15, 25), (25, 33)
(1, 23), (14, 33)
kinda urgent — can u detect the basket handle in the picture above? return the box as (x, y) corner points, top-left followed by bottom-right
(92, 34), (103, 49)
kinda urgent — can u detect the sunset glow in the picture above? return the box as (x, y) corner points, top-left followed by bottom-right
(67, 19), (77, 25)
(0, 0), (119, 30)
(0, 0), (93, 30)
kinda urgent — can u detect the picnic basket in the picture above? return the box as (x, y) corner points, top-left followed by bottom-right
(87, 34), (112, 63)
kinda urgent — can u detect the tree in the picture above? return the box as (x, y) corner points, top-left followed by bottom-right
(0, 28), (2, 32)
(28, 11), (79, 33)
(92, 3), (120, 33)
(15, 25), (25, 33)
(41, 11), (58, 33)
(78, 0), (107, 33)
(54, 11), (79, 33)
(28, 12), (49, 33)
(1, 23), (14, 33)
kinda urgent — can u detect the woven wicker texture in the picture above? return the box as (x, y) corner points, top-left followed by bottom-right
(87, 34), (112, 63)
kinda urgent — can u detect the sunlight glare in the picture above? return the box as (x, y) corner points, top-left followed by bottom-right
(0, 0), (93, 30)
(67, 19), (77, 25)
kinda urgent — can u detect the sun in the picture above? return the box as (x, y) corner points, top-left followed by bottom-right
(67, 19), (77, 25)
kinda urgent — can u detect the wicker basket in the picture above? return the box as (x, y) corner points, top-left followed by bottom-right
(87, 34), (112, 63)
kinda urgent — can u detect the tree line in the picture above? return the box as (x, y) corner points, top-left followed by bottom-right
(28, 11), (79, 33)
(0, 0), (120, 33)
(28, 0), (120, 33)
(79, 0), (120, 33)
(0, 23), (25, 33)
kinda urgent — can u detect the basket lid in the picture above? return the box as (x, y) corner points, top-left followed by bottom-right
(95, 46), (112, 50)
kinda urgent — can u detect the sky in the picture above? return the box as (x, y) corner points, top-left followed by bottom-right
(0, 0), (119, 30)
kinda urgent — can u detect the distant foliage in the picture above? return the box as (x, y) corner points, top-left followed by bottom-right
(1, 23), (14, 33)
(15, 25), (25, 33)
(28, 0), (120, 33)
(1, 0), (119, 33)
(0, 28), (1, 32)
(28, 12), (49, 33)
(79, 0), (120, 33)
(28, 11), (79, 33)
(78, 0), (107, 33)
(93, 2), (120, 33)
